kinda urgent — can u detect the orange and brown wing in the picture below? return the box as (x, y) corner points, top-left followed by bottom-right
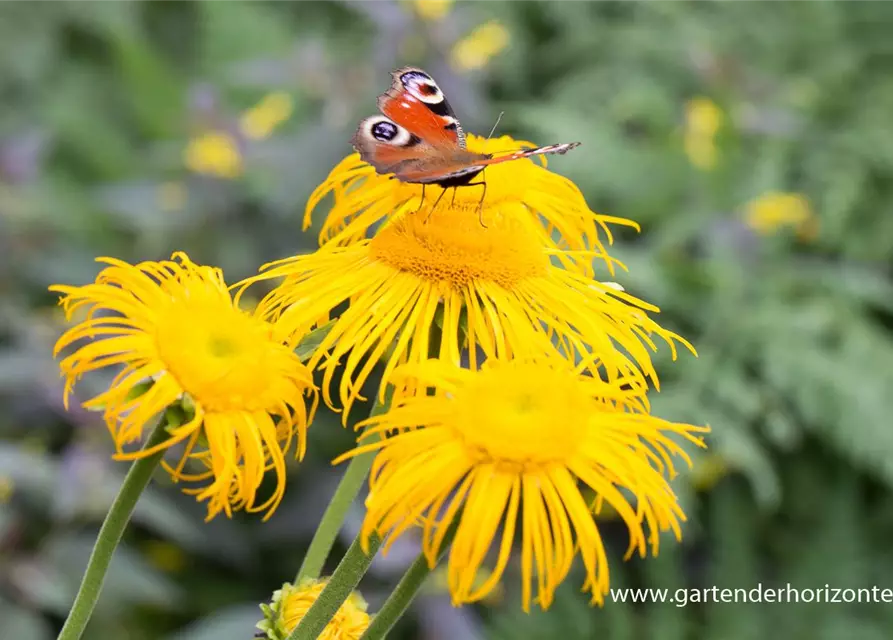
(351, 68), (579, 185)
(350, 115), (439, 178)
(397, 143), (584, 185)
(351, 115), (490, 184)
(377, 67), (466, 149)
(351, 68), (468, 182)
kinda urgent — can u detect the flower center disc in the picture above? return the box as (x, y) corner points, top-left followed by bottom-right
(452, 363), (592, 468)
(155, 301), (283, 412)
(369, 199), (549, 288)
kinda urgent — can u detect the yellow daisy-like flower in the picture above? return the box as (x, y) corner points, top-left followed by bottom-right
(244, 195), (689, 421)
(411, 0), (454, 22)
(241, 91), (294, 141)
(683, 97), (723, 171)
(256, 579), (370, 640)
(744, 190), (816, 238)
(184, 131), (243, 179)
(304, 133), (636, 272)
(335, 359), (708, 611)
(51, 253), (316, 520)
(450, 20), (511, 72)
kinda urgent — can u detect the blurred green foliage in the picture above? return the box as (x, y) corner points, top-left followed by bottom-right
(2, 2), (893, 639)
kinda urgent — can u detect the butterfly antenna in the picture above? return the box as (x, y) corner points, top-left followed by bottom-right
(474, 113), (502, 227)
(486, 111), (504, 143)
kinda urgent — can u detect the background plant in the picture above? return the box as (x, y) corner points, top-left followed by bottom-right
(2, 2), (892, 639)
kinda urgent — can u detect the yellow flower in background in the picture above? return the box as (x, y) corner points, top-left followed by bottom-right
(184, 131), (242, 178)
(51, 253), (317, 521)
(241, 91), (294, 140)
(450, 21), (510, 72)
(684, 97), (723, 171)
(335, 359), (708, 610)
(412, 0), (454, 22)
(744, 191), (817, 239)
(306, 133), (636, 274)
(243, 192), (689, 421)
(257, 579), (370, 640)
(183, 92), (292, 178)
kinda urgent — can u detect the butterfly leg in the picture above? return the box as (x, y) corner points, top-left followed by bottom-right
(476, 167), (490, 227)
(424, 187), (450, 223)
(440, 180), (489, 227)
(475, 178), (488, 228)
(414, 184), (426, 214)
(455, 169), (488, 228)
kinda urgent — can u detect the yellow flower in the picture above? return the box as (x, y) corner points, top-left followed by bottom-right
(450, 21), (510, 72)
(411, 0), (454, 22)
(684, 97), (723, 171)
(184, 131), (242, 178)
(335, 359), (708, 610)
(744, 191), (817, 239)
(51, 253), (316, 520)
(256, 579), (370, 640)
(304, 133), (636, 272)
(241, 92), (294, 140)
(244, 195), (690, 421)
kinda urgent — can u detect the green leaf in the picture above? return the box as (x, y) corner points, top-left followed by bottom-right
(294, 320), (335, 362)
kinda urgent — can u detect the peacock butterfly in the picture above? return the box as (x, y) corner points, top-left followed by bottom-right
(351, 67), (580, 217)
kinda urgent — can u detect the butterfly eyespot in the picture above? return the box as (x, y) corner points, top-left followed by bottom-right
(399, 70), (445, 105)
(360, 115), (414, 147)
(355, 67), (581, 183)
(372, 120), (399, 141)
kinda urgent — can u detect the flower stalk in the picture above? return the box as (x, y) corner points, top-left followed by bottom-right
(286, 532), (383, 640)
(359, 520), (460, 640)
(295, 390), (390, 583)
(57, 419), (169, 640)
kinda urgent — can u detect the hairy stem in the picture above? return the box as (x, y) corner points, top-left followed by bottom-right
(57, 420), (168, 640)
(286, 533), (382, 640)
(295, 392), (389, 583)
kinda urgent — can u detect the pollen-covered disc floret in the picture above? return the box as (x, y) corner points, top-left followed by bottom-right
(335, 359), (709, 610)
(243, 201), (689, 421)
(256, 579), (370, 640)
(305, 133), (637, 274)
(51, 253), (317, 520)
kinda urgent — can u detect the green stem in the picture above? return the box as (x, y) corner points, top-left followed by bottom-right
(295, 391), (389, 583)
(360, 520), (460, 640)
(286, 532), (383, 640)
(57, 420), (169, 640)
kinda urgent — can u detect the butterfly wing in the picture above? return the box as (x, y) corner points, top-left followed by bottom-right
(351, 67), (581, 185)
(378, 67), (467, 149)
(350, 115), (433, 177)
(352, 68), (476, 181)
(352, 121), (581, 184)
(404, 143), (583, 185)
